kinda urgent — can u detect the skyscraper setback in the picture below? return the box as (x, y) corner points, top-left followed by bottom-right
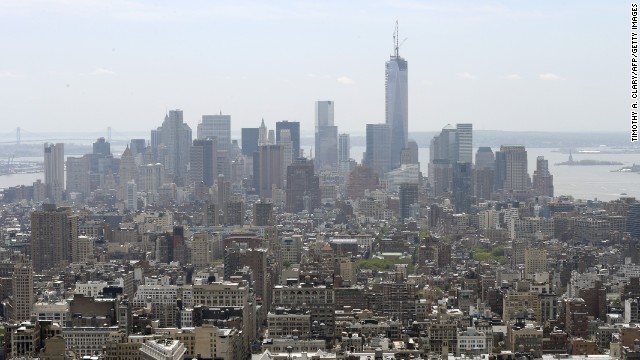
(386, 24), (409, 170)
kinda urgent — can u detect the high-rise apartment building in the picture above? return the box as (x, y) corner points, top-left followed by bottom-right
(386, 32), (409, 169)
(44, 143), (64, 203)
(532, 156), (554, 198)
(30, 204), (78, 272)
(364, 124), (391, 176)
(155, 110), (192, 185)
(198, 114), (231, 151)
(241, 128), (260, 157)
(286, 158), (321, 213)
(275, 121), (300, 159)
(495, 145), (530, 193)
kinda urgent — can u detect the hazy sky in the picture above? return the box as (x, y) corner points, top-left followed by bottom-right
(0, 0), (627, 135)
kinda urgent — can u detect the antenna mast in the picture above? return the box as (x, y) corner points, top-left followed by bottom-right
(394, 20), (399, 57)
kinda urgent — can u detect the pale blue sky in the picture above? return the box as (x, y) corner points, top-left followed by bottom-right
(0, 0), (627, 135)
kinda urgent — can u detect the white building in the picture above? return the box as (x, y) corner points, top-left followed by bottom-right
(457, 327), (489, 355)
(140, 338), (186, 360)
(75, 281), (109, 298)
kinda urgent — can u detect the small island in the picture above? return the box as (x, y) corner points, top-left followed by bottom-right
(555, 153), (623, 166)
(557, 159), (623, 166)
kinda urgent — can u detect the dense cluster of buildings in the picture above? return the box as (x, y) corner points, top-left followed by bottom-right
(1, 33), (639, 360)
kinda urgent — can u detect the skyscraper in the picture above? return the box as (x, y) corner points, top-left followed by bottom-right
(316, 101), (334, 127)
(474, 147), (495, 201)
(277, 129), (293, 180)
(338, 133), (350, 163)
(338, 133), (352, 175)
(428, 124), (473, 202)
(428, 125), (457, 197)
(495, 145), (530, 193)
(198, 114), (231, 151)
(315, 101), (337, 172)
(190, 138), (218, 186)
(31, 204), (77, 272)
(253, 144), (283, 198)
(93, 137), (111, 156)
(399, 183), (419, 220)
(118, 146), (138, 201)
(627, 203), (640, 240)
(456, 123), (473, 163)
(364, 124), (391, 176)
(316, 126), (338, 172)
(401, 140), (419, 165)
(241, 128), (260, 157)
(66, 156), (90, 198)
(286, 158), (321, 213)
(532, 156), (554, 197)
(386, 25), (409, 169)
(276, 121), (300, 159)
(259, 119), (268, 145)
(452, 162), (473, 213)
(156, 110), (192, 185)
(44, 143), (64, 203)
(138, 163), (164, 198)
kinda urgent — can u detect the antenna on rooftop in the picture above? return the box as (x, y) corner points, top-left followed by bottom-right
(393, 20), (407, 57)
(393, 20), (399, 57)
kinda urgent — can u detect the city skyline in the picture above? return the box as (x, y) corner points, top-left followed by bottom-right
(0, 1), (626, 134)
